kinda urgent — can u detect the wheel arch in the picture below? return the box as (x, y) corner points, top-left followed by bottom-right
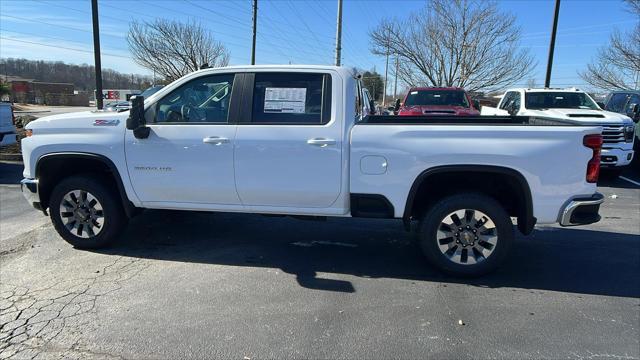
(35, 152), (136, 218)
(403, 165), (535, 235)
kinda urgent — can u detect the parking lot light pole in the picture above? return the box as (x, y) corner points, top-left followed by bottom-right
(335, 0), (343, 66)
(393, 54), (398, 101)
(251, 0), (257, 65)
(91, 0), (103, 110)
(382, 36), (389, 106)
(544, 0), (561, 88)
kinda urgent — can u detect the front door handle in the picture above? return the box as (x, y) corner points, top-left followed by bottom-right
(203, 136), (230, 145)
(307, 138), (336, 147)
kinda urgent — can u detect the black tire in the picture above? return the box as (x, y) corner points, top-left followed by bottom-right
(417, 193), (514, 277)
(49, 175), (126, 249)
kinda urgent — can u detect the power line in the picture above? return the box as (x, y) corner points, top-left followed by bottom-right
(522, 19), (636, 37)
(186, 0), (252, 16)
(32, 0), (130, 25)
(1, 14), (125, 39)
(0, 36), (132, 59)
(258, 2), (334, 62)
(285, 0), (325, 46)
(182, 0), (250, 26)
(0, 29), (129, 52)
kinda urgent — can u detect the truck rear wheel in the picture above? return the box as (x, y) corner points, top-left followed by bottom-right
(417, 193), (513, 277)
(49, 175), (126, 249)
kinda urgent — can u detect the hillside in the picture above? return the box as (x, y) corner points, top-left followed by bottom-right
(1, 58), (154, 91)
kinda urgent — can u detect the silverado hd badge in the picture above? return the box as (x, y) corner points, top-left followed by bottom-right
(93, 119), (120, 126)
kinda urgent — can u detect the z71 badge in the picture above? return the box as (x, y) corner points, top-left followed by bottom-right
(93, 119), (120, 126)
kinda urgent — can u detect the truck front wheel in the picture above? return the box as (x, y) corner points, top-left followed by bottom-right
(417, 193), (514, 277)
(49, 175), (126, 249)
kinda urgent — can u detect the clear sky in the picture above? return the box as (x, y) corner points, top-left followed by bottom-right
(0, 0), (637, 91)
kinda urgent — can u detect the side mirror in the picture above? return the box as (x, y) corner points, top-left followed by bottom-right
(628, 103), (639, 123)
(394, 98), (401, 112)
(368, 99), (376, 115)
(597, 101), (606, 109)
(473, 100), (480, 110)
(126, 96), (150, 139)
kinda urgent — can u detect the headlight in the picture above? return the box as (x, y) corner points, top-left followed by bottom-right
(624, 125), (635, 142)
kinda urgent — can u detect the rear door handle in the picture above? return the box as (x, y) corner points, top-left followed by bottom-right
(203, 136), (230, 145)
(307, 138), (336, 147)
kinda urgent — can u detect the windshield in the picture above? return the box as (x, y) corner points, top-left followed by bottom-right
(139, 85), (164, 98)
(404, 90), (469, 107)
(525, 92), (599, 110)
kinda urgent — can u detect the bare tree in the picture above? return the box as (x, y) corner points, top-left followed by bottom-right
(579, 0), (640, 90)
(127, 19), (230, 82)
(369, 0), (535, 92)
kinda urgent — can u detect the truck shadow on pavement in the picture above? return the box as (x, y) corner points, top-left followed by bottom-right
(92, 209), (640, 298)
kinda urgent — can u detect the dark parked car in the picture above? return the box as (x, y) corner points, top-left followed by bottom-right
(603, 90), (640, 164)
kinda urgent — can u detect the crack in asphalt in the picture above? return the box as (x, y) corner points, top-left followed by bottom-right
(0, 256), (149, 359)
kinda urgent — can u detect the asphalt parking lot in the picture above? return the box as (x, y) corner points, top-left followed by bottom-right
(1, 161), (638, 359)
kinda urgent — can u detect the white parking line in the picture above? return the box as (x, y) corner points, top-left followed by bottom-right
(620, 176), (640, 187)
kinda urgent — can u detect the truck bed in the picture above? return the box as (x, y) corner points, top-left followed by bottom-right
(360, 115), (586, 126)
(350, 116), (600, 223)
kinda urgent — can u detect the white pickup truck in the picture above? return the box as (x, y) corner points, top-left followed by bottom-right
(482, 88), (635, 176)
(21, 66), (605, 276)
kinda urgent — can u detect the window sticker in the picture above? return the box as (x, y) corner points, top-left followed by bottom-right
(264, 87), (307, 113)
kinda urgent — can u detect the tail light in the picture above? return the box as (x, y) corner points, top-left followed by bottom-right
(583, 134), (603, 183)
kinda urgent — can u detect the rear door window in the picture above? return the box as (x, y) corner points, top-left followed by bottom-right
(250, 73), (331, 125)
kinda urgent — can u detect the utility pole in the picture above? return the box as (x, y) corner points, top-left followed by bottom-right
(334, 0), (343, 66)
(544, 0), (561, 88)
(382, 36), (389, 106)
(251, 0), (257, 65)
(91, 0), (103, 109)
(393, 54), (399, 101)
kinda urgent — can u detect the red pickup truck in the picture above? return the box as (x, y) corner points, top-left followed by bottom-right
(397, 87), (480, 116)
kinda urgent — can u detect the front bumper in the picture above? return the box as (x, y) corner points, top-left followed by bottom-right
(600, 147), (634, 167)
(559, 193), (604, 226)
(21, 178), (44, 212)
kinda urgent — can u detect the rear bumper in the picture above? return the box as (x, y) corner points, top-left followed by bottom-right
(21, 178), (44, 212)
(559, 193), (604, 226)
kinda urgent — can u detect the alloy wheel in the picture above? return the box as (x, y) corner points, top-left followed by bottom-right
(59, 190), (105, 239)
(436, 209), (498, 265)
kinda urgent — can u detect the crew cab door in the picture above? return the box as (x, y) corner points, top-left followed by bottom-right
(125, 73), (241, 205)
(234, 72), (342, 208)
